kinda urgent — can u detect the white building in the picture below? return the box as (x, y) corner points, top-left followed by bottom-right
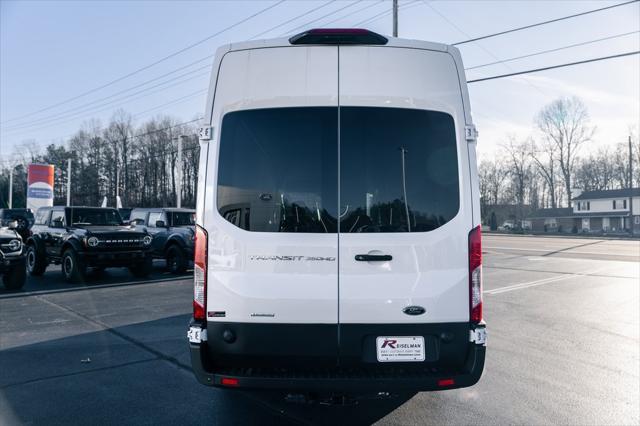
(572, 188), (640, 234)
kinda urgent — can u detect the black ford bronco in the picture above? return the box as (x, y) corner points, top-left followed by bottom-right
(26, 206), (154, 282)
(129, 208), (194, 274)
(0, 223), (26, 290)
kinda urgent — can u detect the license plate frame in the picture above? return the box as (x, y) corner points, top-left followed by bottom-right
(376, 336), (425, 362)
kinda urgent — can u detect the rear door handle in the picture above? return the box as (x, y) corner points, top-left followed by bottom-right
(355, 254), (392, 262)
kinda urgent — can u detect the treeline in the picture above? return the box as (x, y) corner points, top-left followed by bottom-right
(479, 97), (639, 221)
(0, 111), (200, 209)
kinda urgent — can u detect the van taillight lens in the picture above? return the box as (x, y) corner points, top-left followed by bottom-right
(469, 225), (482, 324)
(193, 225), (207, 322)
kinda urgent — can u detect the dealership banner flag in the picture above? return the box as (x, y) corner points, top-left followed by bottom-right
(27, 164), (54, 211)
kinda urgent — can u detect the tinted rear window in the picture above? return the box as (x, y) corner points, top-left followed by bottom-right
(217, 107), (458, 233)
(340, 107), (459, 232)
(217, 107), (338, 233)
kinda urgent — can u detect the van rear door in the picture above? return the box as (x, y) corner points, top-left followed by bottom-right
(337, 46), (473, 361)
(206, 46), (340, 366)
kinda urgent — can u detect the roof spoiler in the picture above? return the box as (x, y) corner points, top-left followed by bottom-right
(289, 28), (388, 46)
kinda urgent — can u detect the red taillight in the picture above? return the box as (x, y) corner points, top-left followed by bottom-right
(221, 377), (239, 387)
(438, 378), (455, 387)
(193, 225), (207, 321)
(469, 225), (482, 324)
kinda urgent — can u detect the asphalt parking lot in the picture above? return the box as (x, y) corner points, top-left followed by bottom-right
(1, 235), (638, 425)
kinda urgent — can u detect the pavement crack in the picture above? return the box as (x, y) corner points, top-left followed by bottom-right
(34, 295), (192, 372)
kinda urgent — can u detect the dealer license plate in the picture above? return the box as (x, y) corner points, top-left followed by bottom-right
(376, 336), (425, 362)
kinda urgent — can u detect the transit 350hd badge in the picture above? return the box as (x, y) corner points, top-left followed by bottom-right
(249, 255), (336, 262)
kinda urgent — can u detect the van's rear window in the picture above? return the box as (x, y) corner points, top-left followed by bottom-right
(217, 107), (459, 233)
(217, 107), (338, 233)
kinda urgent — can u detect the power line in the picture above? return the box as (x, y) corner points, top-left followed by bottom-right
(353, 3), (390, 27)
(423, 0), (551, 98)
(97, 118), (203, 145)
(250, 0), (337, 39)
(321, 1), (382, 27)
(467, 50), (640, 83)
(1, 56), (214, 130)
(465, 30), (640, 71)
(2, 65), (212, 132)
(354, 0), (422, 28)
(282, 1), (364, 36)
(0, 1), (285, 125)
(2, 71), (210, 135)
(132, 89), (208, 119)
(454, 0), (639, 45)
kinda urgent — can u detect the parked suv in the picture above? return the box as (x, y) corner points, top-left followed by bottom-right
(0, 208), (34, 241)
(188, 29), (485, 394)
(26, 206), (153, 282)
(0, 223), (26, 290)
(129, 208), (195, 273)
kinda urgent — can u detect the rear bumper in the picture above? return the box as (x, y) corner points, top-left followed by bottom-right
(188, 321), (486, 392)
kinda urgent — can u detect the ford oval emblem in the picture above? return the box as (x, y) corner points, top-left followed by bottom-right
(403, 306), (426, 316)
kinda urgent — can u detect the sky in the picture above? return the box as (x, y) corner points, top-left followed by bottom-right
(1, 0), (639, 161)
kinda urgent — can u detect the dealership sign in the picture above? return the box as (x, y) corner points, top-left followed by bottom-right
(27, 164), (54, 211)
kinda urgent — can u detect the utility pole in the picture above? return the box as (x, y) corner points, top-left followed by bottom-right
(177, 135), (186, 208)
(629, 135), (634, 233)
(66, 158), (72, 207)
(392, 0), (398, 37)
(8, 168), (13, 208)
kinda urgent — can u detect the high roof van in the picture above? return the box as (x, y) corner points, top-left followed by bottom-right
(188, 29), (486, 393)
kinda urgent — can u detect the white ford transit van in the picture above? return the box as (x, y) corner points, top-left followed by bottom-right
(188, 28), (485, 393)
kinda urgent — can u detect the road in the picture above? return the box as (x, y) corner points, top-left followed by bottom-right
(1, 235), (638, 425)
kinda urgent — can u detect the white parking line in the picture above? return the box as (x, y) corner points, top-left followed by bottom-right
(485, 246), (554, 252)
(485, 246), (638, 258)
(485, 267), (606, 295)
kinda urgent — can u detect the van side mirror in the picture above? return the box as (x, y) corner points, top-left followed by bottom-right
(7, 220), (18, 230)
(155, 220), (166, 228)
(51, 218), (64, 228)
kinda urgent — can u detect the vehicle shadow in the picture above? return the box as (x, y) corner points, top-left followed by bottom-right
(240, 389), (416, 426)
(0, 314), (414, 425)
(0, 261), (191, 298)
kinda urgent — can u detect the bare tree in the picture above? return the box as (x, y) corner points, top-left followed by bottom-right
(502, 136), (533, 221)
(479, 158), (508, 206)
(536, 97), (594, 207)
(531, 139), (558, 208)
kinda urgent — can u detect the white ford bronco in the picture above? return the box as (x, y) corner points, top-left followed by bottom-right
(188, 28), (485, 393)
